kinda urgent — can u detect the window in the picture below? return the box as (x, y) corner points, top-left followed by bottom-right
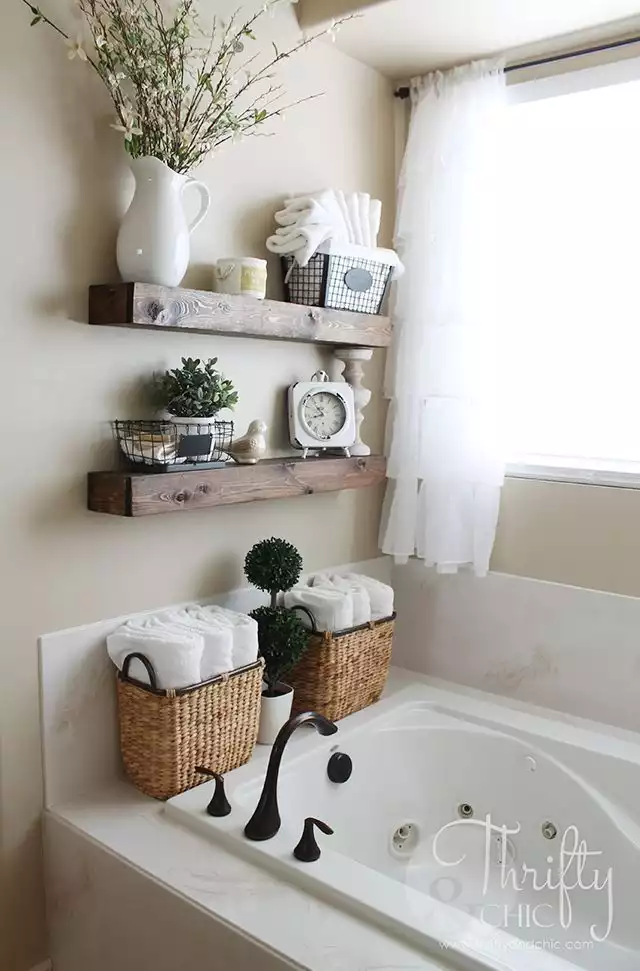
(503, 61), (640, 483)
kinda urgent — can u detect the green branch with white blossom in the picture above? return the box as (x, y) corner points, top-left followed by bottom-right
(21, 0), (353, 172)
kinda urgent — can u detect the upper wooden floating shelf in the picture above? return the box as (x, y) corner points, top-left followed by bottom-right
(88, 454), (386, 517)
(88, 283), (392, 348)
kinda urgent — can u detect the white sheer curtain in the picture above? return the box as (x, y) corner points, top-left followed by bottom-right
(380, 59), (508, 575)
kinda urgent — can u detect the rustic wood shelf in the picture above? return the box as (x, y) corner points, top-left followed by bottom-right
(88, 283), (392, 348)
(88, 454), (386, 517)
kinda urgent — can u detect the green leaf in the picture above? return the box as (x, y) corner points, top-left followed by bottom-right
(249, 605), (309, 693)
(272, 42), (279, 58)
(155, 356), (238, 417)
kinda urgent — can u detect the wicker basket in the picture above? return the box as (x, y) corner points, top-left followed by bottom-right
(286, 614), (395, 722)
(116, 652), (264, 800)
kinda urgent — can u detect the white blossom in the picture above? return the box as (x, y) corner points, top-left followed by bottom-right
(111, 110), (142, 142)
(24, 0), (335, 173)
(327, 18), (340, 42)
(66, 36), (88, 61)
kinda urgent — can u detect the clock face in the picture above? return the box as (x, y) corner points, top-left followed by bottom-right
(301, 391), (347, 441)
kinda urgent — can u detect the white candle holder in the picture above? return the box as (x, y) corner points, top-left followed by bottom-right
(334, 347), (374, 456)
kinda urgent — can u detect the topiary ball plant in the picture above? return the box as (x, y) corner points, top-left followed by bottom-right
(250, 605), (309, 697)
(156, 356), (238, 418)
(244, 537), (303, 608)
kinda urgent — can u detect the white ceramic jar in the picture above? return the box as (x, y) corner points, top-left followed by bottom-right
(214, 257), (267, 299)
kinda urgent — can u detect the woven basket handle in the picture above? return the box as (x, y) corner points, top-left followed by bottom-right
(289, 604), (318, 633)
(121, 652), (159, 690)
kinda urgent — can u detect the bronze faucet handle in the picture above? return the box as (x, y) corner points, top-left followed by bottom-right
(196, 766), (232, 817)
(293, 817), (334, 863)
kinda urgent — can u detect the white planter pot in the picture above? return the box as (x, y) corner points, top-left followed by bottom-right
(257, 684), (294, 745)
(166, 413), (220, 462)
(117, 156), (210, 287)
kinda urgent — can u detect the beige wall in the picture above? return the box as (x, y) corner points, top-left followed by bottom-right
(0, 4), (395, 968)
(493, 477), (640, 597)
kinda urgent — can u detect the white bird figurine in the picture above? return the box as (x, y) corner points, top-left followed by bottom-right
(229, 419), (268, 465)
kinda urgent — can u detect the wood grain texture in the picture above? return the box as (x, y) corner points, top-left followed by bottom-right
(88, 455), (386, 517)
(88, 283), (392, 348)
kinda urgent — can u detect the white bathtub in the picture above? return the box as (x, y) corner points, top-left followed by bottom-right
(166, 683), (640, 971)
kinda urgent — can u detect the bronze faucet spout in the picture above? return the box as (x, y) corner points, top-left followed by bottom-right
(244, 711), (337, 842)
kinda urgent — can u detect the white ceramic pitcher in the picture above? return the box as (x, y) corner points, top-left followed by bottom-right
(117, 156), (210, 287)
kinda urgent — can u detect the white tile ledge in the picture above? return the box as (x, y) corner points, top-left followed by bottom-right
(49, 783), (439, 971)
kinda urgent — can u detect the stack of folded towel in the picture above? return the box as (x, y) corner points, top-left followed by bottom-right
(106, 605), (259, 690)
(284, 573), (394, 633)
(266, 188), (383, 266)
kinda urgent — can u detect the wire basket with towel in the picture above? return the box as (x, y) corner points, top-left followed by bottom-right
(282, 241), (398, 315)
(267, 189), (403, 316)
(107, 605), (262, 799)
(283, 574), (395, 721)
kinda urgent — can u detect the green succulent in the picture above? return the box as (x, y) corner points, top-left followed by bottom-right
(250, 605), (309, 696)
(157, 357), (238, 418)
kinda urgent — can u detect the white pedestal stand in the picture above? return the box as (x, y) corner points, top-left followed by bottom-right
(334, 347), (374, 456)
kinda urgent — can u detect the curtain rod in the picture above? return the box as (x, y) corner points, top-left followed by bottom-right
(393, 33), (640, 98)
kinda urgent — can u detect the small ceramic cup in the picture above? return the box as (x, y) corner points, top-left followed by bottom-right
(214, 257), (267, 300)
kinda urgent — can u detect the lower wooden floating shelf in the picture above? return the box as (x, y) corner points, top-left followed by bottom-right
(88, 454), (386, 517)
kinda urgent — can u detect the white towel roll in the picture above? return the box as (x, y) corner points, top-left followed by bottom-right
(188, 605), (259, 669)
(147, 609), (234, 680)
(342, 574), (394, 621)
(123, 610), (233, 680)
(309, 574), (371, 626)
(107, 622), (204, 690)
(284, 586), (353, 632)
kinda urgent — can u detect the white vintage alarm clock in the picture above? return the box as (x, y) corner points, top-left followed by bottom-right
(288, 371), (356, 458)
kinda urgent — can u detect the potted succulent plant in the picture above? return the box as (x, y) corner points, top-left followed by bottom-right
(155, 356), (238, 460)
(245, 538), (308, 743)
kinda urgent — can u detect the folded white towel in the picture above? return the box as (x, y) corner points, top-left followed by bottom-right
(346, 193), (364, 246)
(284, 586), (354, 632)
(107, 621), (204, 689)
(188, 604), (259, 670)
(342, 574), (394, 621)
(278, 190), (350, 244)
(266, 223), (334, 267)
(369, 199), (382, 248)
(275, 199), (328, 227)
(358, 192), (372, 247)
(309, 573), (371, 626)
(335, 189), (355, 244)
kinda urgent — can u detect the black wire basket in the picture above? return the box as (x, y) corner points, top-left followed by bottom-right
(113, 419), (234, 472)
(282, 251), (393, 315)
